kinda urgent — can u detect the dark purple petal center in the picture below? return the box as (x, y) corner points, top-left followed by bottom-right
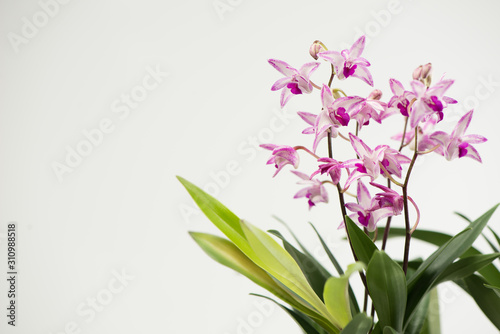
(335, 107), (350, 126)
(343, 63), (357, 78)
(397, 99), (409, 116)
(287, 82), (303, 95)
(458, 142), (469, 158)
(357, 211), (371, 227)
(429, 96), (443, 112)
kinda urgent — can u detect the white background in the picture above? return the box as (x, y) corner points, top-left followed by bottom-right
(1, 0), (500, 333)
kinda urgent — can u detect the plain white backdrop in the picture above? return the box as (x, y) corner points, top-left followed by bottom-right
(1, 0), (500, 333)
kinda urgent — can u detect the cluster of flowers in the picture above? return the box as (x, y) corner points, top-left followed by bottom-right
(262, 36), (487, 232)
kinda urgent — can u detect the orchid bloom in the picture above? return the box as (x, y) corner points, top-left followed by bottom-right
(260, 144), (300, 176)
(343, 134), (410, 190)
(311, 85), (351, 151)
(370, 182), (404, 215)
(346, 90), (387, 130)
(268, 59), (320, 107)
(318, 36), (373, 86)
(292, 171), (328, 209)
(430, 110), (487, 162)
(387, 79), (416, 118)
(313, 157), (343, 185)
(409, 78), (457, 128)
(343, 181), (394, 232)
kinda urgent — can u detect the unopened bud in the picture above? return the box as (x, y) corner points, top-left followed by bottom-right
(368, 89), (382, 100)
(309, 40), (326, 60)
(413, 63), (432, 87)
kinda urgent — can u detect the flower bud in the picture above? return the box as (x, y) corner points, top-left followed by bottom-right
(309, 40), (325, 60)
(367, 89), (382, 100)
(412, 63), (432, 87)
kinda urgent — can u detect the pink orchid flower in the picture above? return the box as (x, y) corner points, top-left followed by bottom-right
(292, 171), (328, 209)
(318, 36), (373, 86)
(260, 144), (300, 177)
(313, 157), (343, 185)
(430, 110), (487, 162)
(343, 134), (410, 190)
(268, 59), (320, 107)
(387, 79), (416, 118)
(409, 78), (457, 128)
(343, 181), (394, 232)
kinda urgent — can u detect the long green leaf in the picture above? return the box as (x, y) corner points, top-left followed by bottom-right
(339, 313), (372, 334)
(241, 220), (339, 331)
(382, 327), (400, 334)
(189, 232), (330, 326)
(454, 274), (500, 330)
(345, 216), (378, 265)
(420, 288), (441, 334)
(404, 204), (499, 326)
(269, 229), (331, 300)
(367, 251), (407, 332)
(310, 223), (360, 315)
(484, 284), (500, 298)
(404, 289), (430, 334)
(178, 176), (251, 254)
(251, 294), (327, 334)
(435, 253), (500, 284)
(324, 262), (365, 328)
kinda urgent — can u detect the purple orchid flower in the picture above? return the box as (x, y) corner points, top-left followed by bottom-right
(387, 79), (416, 118)
(313, 157), (343, 185)
(342, 134), (410, 190)
(348, 90), (387, 129)
(391, 116), (438, 151)
(430, 110), (487, 162)
(370, 182), (404, 215)
(343, 181), (394, 232)
(292, 171), (328, 209)
(260, 144), (300, 176)
(318, 36), (373, 86)
(268, 59), (320, 107)
(409, 78), (457, 128)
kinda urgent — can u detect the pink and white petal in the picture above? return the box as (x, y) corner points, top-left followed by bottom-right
(291, 170), (310, 180)
(451, 110), (473, 138)
(344, 170), (365, 191)
(268, 59), (295, 76)
(389, 79), (405, 96)
(280, 88), (293, 108)
(356, 180), (372, 208)
(349, 133), (372, 157)
(271, 77), (293, 91)
(410, 80), (427, 98)
(345, 202), (364, 213)
(349, 36), (366, 58)
(260, 143), (278, 151)
(368, 207), (394, 231)
(297, 111), (317, 126)
(351, 65), (374, 86)
(299, 62), (321, 78)
(353, 57), (370, 67)
(443, 96), (458, 104)
(429, 79), (454, 97)
(461, 134), (487, 144)
(461, 144), (482, 162)
(321, 84), (335, 108)
(318, 50), (344, 63)
(409, 100), (430, 128)
(430, 131), (451, 146)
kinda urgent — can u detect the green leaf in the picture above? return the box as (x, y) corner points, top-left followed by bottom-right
(178, 176), (251, 254)
(269, 229), (331, 300)
(488, 226), (500, 247)
(454, 274), (500, 330)
(420, 288), (441, 334)
(339, 313), (372, 334)
(240, 221), (338, 331)
(484, 284), (500, 298)
(310, 223), (360, 315)
(366, 251), (407, 332)
(404, 289), (430, 334)
(251, 294), (328, 334)
(324, 262), (366, 328)
(435, 253), (500, 284)
(382, 327), (400, 334)
(190, 232), (285, 293)
(454, 211), (472, 223)
(345, 216), (378, 265)
(405, 204), (499, 324)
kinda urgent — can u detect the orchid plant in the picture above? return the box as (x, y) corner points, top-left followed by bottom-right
(178, 36), (500, 334)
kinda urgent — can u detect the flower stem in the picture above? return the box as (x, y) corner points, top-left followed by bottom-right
(294, 145), (320, 159)
(381, 179), (392, 251)
(328, 64), (335, 87)
(402, 127), (419, 274)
